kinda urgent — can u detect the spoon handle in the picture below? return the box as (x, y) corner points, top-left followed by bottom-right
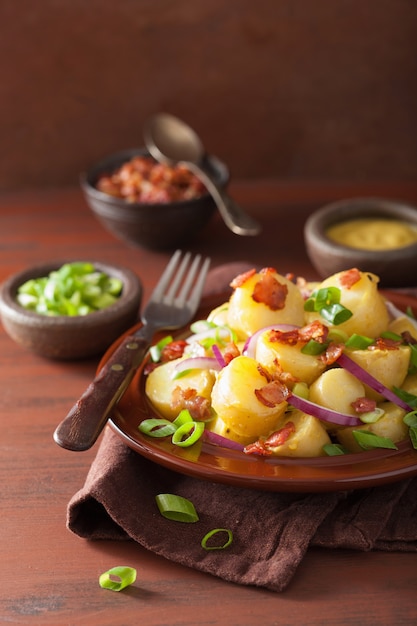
(187, 162), (262, 236)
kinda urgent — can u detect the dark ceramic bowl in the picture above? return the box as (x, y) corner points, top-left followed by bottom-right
(304, 197), (417, 287)
(0, 261), (142, 359)
(81, 147), (229, 250)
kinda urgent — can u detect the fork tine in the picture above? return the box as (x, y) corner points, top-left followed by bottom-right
(175, 254), (202, 301)
(150, 249), (182, 299)
(164, 251), (192, 301)
(182, 256), (211, 312)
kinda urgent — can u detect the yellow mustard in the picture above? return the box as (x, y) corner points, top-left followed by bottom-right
(326, 218), (417, 251)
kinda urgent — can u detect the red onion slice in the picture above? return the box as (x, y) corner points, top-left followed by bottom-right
(337, 353), (414, 412)
(174, 356), (222, 375)
(288, 393), (362, 426)
(243, 324), (300, 358)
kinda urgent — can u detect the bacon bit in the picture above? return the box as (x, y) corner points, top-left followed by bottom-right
(340, 268), (361, 289)
(244, 440), (272, 456)
(370, 337), (402, 351)
(244, 421), (296, 455)
(223, 342), (241, 364)
(255, 380), (290, 407)
(268, 321), (328, 347)
(143, 361), (158, 375)
(268, 328), (299, 345)
(252, 270), (288, 311)
(295, 275), (313, 299)
(256, 363), (274, 383)
(171, 387), (212, 420)
(230, 268), (256, 289)
(351, 397), (377, 414)
(160, 340), (187, 362)
(320, 342), (344, 365)
(298, 321), (329, 343)
(264, 422), (296, 447)
(402, 331), (417, 345)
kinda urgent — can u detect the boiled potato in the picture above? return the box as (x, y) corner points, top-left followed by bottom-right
(401, 372), (417, 395)
(227, 269), (305, 340)
(304, 269), (389, 337)
(388, 315), (417, 341)
(211, 355), (287, 438)
(266, 411), (331, 457)
(309, 368), (365, 418)
(145, 357), (216, 420)
(344, 345), (411, 401)
(336, 401), (408, 453)
(207, 302), (230, 326)
(255, 329), (327, 385)
(207, 414), (256, 446)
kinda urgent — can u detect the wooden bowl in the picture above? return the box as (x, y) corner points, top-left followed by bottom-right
(304, 197), (417, 287)
(0, 261), (142, 359)
(81, 147), (229, 250)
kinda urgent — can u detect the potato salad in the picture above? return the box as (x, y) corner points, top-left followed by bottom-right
(143, 267), (417, 457)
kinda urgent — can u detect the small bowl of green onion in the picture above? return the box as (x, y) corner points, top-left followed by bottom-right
(0, 261), (142, 359)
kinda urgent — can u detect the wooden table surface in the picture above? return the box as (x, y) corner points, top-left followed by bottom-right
(2, 181), (417, 625)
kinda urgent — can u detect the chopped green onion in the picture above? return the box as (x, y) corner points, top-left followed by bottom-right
(404, 410), (417, 428)
(138, 418), (176, 437)
(291, 381), (309, 399)
(323, 443), (347, 456)
(99, 566), (137, 591)
(359, 408), (385, 424)
(201, 528), (233, 551)
(380, 331), (403, 342)
(172, 421), (205, 447)
(352, 430), (397, 450)
(155, 494), (199, 522)
(406, 306), (416, 319)
(320, 303), (353, 325)
(16, 262), (123, 316)
(409, 427), (417, 450)
(149, 335), (174, 362)
(173, 409), (194, 427)
(345, 333), (374, 349)
(393, 386), (417, 408)
(301, 339), (328, 355)
(304, 287), (352, 325)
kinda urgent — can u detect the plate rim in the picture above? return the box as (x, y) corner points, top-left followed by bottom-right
(103, 289), (417, 492)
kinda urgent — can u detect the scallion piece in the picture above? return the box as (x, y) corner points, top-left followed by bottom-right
(173, 409), (194, 428)
(304, 287), (352, 325)
(99, 566), (137, 591)
(352, 430), (397, 450)
(380, 331), (403, 342)
(155, 494), (199, 522)
(320, 303), (353, 325)
(201, 528), (233, 551)
(409, 427), (417, 450)
(323, 443), (347, 456)
(149, 335), (174, 362)
(301, 339), (328, 355)
(345, 333), (374, 349)
(138, 418), (176, 437)
(359, 408), (385, 424)
(404, 410), (417, 428)
(172, 421), (205, 447)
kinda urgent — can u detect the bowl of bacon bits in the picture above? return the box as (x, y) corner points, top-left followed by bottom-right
(81, 148), (229, 250)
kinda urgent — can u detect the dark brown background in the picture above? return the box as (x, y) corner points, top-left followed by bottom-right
(1, 0), (416, 190)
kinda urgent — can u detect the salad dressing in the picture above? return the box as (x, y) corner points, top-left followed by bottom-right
(326, 218), (417, 251)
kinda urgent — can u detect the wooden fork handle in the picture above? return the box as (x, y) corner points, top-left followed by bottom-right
(53, 328), (151, 451)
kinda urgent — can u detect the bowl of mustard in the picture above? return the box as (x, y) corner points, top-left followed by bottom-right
(304, 197), (417, 287)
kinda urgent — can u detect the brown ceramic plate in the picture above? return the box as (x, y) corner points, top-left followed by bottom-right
(105, 291), (417, 493)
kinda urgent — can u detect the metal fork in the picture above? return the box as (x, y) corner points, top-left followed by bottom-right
(53, 250), (211, 451)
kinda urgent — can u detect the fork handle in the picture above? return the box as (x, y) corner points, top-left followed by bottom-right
(53, 328), (150, 451)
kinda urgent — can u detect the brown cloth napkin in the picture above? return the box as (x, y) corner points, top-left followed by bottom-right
(67, 263), (417, 592)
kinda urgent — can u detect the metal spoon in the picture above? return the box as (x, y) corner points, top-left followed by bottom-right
(143, 113), (262, 236)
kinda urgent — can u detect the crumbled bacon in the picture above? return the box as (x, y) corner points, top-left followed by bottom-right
(320, 342), (344, 365)
(340, 268), (361, 289)
(268, 321), (328, 346)
(171, 387), (211, 420)
(230, 268), (256, 289)
(160, 340), (187, 362)
(223, 342), (241, 364)
(351, 397), (377, 414)
(244, 422), (296, 456)
(252, 269), (288, 310)
(369, 337), (402, 351)
(255, 380), (290, 407)
(402, 331), (417, 345)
